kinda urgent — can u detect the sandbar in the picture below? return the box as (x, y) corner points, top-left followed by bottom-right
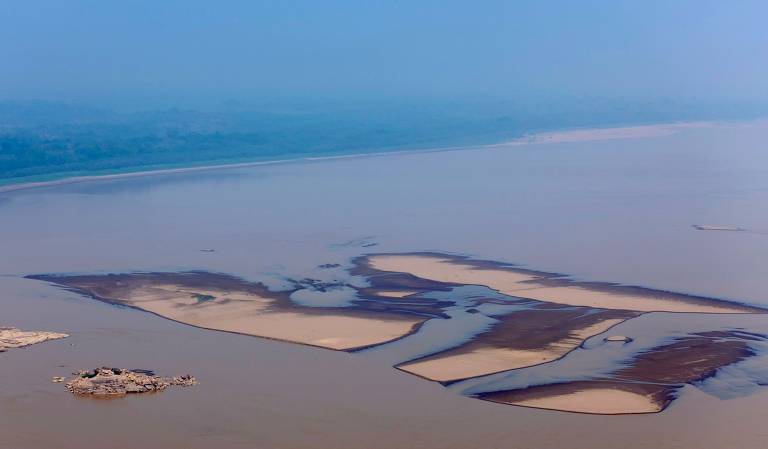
(477, 330), (764, 414)
(398, 314), (629, 383)
(364, 253), (760, 313)
(29, 272), (427, 351)
(0, 327), (68, 352)
(510, 388), (661, 415)
(506, 122), (713, 146)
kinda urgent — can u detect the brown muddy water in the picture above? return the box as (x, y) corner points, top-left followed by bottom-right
(2, 121), (768, 448)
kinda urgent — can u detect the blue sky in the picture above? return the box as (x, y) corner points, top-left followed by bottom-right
(2, 1), (767, 107)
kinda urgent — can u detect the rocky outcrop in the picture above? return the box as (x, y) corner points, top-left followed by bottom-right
(0, 327), (68, 352)
(65, 367), (196, 396)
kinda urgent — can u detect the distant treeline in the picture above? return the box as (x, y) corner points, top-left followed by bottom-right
(1, 99), (765, 184)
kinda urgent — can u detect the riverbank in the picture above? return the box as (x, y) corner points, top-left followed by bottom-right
(0, 120), (722, 194)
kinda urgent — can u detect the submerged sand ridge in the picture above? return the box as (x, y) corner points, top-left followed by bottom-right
(26, 251), (768, 415)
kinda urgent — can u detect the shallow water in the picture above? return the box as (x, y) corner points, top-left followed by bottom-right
(2, 121), (768, 448)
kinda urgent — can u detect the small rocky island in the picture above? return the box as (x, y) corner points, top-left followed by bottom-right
(65, 367), (196, 397)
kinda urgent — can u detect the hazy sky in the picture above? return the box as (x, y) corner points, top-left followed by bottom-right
(2, 0), (767, 107)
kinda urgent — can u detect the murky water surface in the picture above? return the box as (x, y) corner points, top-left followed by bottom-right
(2, 122), (768, 448)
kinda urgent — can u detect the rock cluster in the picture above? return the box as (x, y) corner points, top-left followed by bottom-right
(65, 367), (196, 396)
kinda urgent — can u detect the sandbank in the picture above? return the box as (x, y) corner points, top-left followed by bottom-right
(505, 122), (714, 146)
(29, 272), (426, 351)
(0, 327), (68, 352)
(509, 388), (661, 415)
(477, 330), (764, 414)
(365, 253), (760, 313)
(398, 317), (627, 382)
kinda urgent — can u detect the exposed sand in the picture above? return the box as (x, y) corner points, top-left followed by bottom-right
(506, 122), (713, 146)
(510, 388), (661, 415)
(398, 318), (626, 382)
(130, 286), (422, 350)
(371, 290), (420, 298)
(605, 335), (632, 342)
(367, 254), (756, 313)
(168, 307), (420, 351)
(478, 330), (762, 414)
(32, 274), (424, 351)
(0, 327), (68, 352)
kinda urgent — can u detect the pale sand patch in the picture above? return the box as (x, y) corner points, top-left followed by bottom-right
(506, 122), (713, 146)
(604, 335), (632, 342)
(0, 327), (68, 352)
(516, 285), (741, 314)
(367, 254), (752, 313)
(372, 290), (420, 298)
(112, 284), (422, 351)
(370, 254), (538, 290)
(509, 388), (661, 415)
(398, 318), (625, 382)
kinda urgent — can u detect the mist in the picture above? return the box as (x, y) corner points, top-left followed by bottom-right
(2, 0), (768, 110)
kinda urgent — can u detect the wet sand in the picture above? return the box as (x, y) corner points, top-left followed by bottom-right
(396, 310), (633, 383)
(29, 272), (427, 351)
(512, 387), (662, 414)
(365, 253), (761, 313)
(478, 330), (764, 414)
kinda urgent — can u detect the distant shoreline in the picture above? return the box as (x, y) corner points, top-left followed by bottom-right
(0, 120), (723, 195)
